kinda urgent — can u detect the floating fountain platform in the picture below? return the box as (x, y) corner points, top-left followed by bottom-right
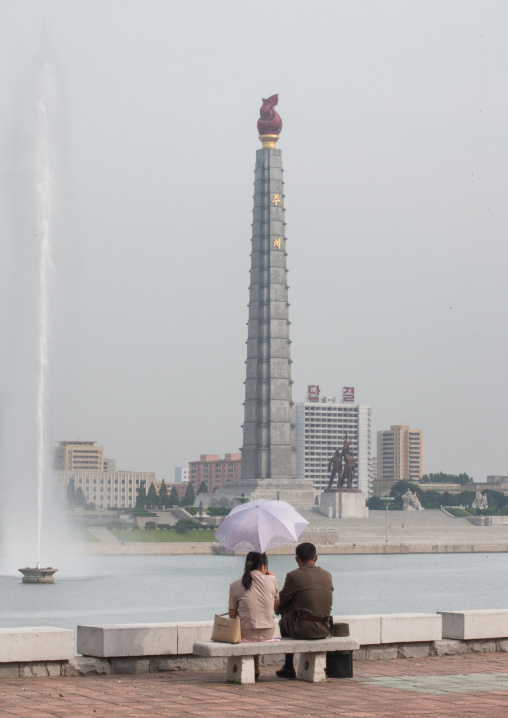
(19, 563), (58, 583)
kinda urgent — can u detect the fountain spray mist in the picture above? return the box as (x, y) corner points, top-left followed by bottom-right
(0, 53), (72, 574)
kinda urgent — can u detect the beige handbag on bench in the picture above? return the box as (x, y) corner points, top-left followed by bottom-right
(211, 613), (241, 643)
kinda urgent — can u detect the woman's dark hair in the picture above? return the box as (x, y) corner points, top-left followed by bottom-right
(241, 551), (268, 590)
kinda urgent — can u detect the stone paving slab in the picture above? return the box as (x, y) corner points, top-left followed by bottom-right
(357, 672), (508, 694)
(0, 653), (508, 717)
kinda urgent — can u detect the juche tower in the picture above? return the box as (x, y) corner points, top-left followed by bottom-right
(217, 96), (314, 504)
(241, 95), (296, 486)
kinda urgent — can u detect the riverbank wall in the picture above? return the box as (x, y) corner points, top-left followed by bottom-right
(78, 540), (508, 556)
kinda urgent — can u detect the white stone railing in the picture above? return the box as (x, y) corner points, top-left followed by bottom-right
(2, 610), (508, 677)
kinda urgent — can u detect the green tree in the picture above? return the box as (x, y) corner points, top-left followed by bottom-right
(75, 486), (86, 507)
(146, 482), (159, 507)
(174, 518), (198, 533)
(367, 496), (384, 510)
(197, 481), (209, 495)
(457, 473), (474, 485)
(66, 478), (76, 509)
(456, 490), (476, 507)
(421, 472), (474, 485)
(484, 490), (508, 511)
(389, 480), (415, 499)
(182, 482), (195, 506)
(389, 480), (422, 510)
(136, 481), (147, 508)
(206, 506), (231, 516)
(159, 480), (169, 508)
(441, 491), (453, 506)
(419, 490), (441, 509)
(169, 486), (179, 506)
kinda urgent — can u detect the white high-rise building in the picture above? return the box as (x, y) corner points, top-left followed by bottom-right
(174, 467), (189, 484)
(294, 387), (372, 494)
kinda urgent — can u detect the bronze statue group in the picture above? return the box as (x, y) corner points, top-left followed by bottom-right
(327, 435), (357, 490)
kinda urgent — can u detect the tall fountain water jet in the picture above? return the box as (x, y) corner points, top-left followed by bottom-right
(35, 87), (53, 567)
(0, 54), (64, 578)
(16, 73), (58, 582)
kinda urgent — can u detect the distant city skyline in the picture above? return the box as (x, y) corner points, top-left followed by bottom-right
(0, 2), (506, 490)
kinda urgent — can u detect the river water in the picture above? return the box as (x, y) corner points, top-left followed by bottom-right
(1, 553), (507, 631)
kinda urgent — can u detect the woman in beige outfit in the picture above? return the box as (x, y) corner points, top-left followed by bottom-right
(229, 551), (280, 680)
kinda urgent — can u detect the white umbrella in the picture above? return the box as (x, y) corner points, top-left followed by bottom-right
(214, 498), (309, 553)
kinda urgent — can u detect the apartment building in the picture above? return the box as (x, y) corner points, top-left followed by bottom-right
(188, 453), (241, 493)
(377, 425), (423, 482)
(54, 441), (106, 472)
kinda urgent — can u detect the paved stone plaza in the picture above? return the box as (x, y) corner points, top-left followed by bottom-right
(1, 653), (508, 717)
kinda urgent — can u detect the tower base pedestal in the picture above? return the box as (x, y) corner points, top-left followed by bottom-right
(205, 479), (317, 507)
(318, 489), (368, 519)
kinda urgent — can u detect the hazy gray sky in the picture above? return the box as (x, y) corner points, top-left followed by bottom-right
(0, 0), (506, 483)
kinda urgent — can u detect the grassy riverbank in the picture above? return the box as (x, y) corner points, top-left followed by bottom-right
(112, 528), (218, 543)
(68, 527), (100, 542)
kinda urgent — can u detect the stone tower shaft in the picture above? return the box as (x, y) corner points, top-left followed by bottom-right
(241, 147), (296, 482)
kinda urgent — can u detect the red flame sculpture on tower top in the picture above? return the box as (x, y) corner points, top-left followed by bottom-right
(257, 94), (283, 136)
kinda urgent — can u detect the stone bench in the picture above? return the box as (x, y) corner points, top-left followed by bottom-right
(193, 637), (359, 684)
(438, 610), (508, 640)
(0, 627), (75, 664)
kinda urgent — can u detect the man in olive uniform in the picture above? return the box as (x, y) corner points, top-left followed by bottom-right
(275, 542), (334, 679)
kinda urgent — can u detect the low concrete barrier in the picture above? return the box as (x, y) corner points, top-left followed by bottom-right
(2, 611), (508, 678)
(333, 615), (381, 645)
(78, 620), (280, 657)
(77, 623), (178, 658)
(381, 613), (441, 643)
(333, 613), (441, 645)
(439, 609), (508, 640)
(176, 621), (214, 653)
(0, 627), (74, 663)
